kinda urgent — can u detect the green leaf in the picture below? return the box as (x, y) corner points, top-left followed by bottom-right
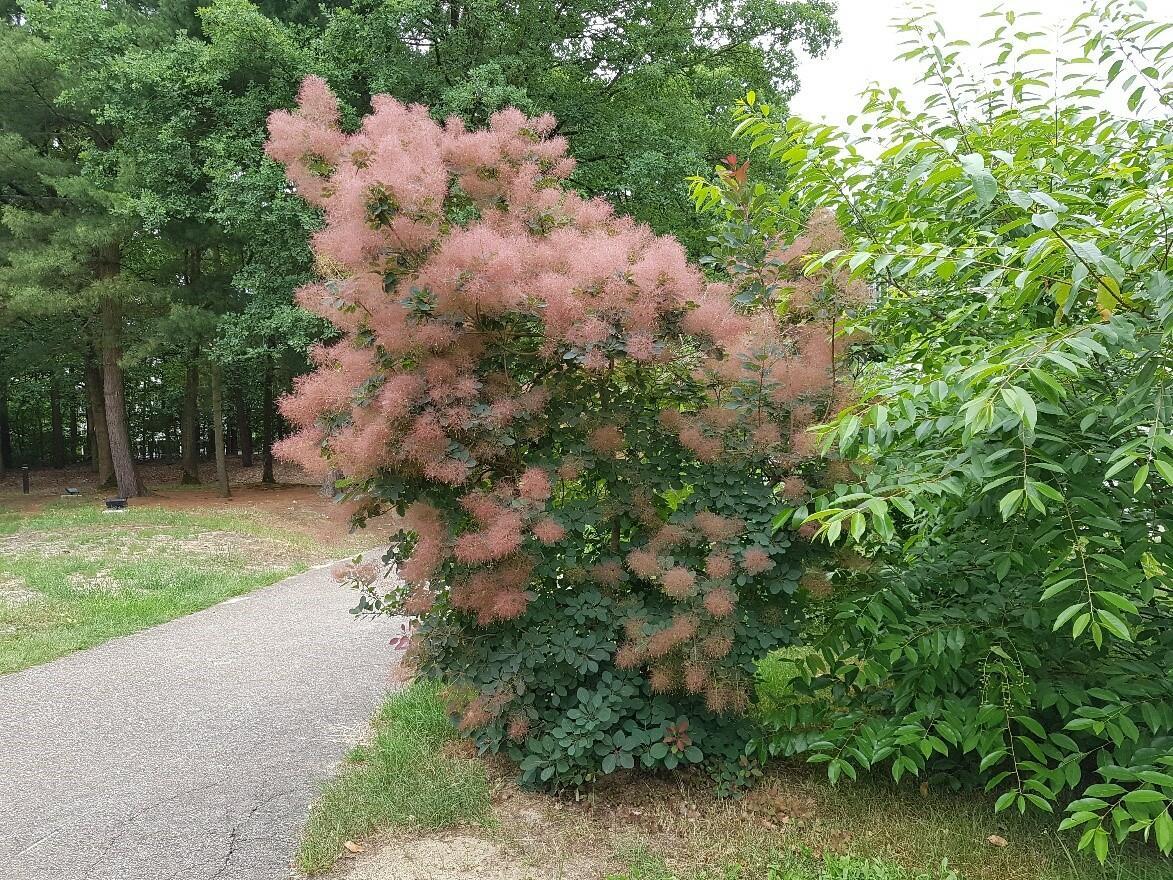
(1093, 827), (1108, 864)
(1041, 578), (1079, 600)
(999, 489), (1023, 520)
(1095, 609), (1132, 641)
(1093, 590), (1138, 615)
(1032, 211), (1058, 230)
(1014, 715), (1047, 738)
(1136, 771), (1173, 787)
(1122, 788), (1166, 805)
(1154, 458), (1173, 485)
(839, 414), (861, 451)
(1053, 601), (1085, 630)
(970, 170), (998, 205)
(1131, 460), (1152, 493)
(1155, 810), (1173, 854)
(980, 749), (1008, 771)
(890, 496), (915, 517)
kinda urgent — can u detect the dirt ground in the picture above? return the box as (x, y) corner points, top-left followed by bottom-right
(0, 458), (370, 551)
(326, 769), (840, 880)
(323, 759), (1099, 880)
(327, 782), (618, 880)
(0, 456), (312, 500)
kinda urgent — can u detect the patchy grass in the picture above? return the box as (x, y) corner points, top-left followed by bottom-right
(295, 680), (492, 875)
(0, 495), (354, 673)
(292, 662), (1167, 880)
(588, 768), (1170, 880)
(608, 841), (959, 879)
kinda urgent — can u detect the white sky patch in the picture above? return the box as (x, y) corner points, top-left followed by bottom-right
(790, 0), (1173, 125)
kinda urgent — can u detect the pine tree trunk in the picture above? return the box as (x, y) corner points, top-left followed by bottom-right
(99, 292), (145, 498)
(49, 372), (66, 468)
(0, 376), (11, 472)
(180, 357), (200, 484)
(87, 405), (96, 470)
(85, 358), (115, 486)
(232, 384), (253, 467)
(69, 382), (79, 464)
(210, 367), (230, 498)
(261, 352), (276, 485)
(0, 379), (5, 479)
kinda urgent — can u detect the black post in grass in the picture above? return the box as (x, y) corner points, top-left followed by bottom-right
(21, 466), (29, 495)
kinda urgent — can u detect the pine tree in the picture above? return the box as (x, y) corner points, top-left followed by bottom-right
(0, 8), (148, 495)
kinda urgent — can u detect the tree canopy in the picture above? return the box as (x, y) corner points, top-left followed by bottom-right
(0, 0), (838, 487)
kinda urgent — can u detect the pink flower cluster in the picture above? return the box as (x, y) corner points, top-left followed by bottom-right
(267, 78), (843, 718)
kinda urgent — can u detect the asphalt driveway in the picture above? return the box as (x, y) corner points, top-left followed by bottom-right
(0, 560), (396, 880)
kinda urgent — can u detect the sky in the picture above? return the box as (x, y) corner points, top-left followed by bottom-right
(790, 0), (1173, 126)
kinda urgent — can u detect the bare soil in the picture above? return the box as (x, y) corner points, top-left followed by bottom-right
(328, 782), (619, 880)
(325, 763), (1063, 880)
(0, 457), (312, 502)
(0, 574), (37, 606)
(0, 458), (374, 555)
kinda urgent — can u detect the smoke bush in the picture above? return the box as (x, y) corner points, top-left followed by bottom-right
(268, 77), (844, 787)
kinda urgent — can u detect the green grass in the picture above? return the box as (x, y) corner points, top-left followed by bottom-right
(295, 680), (492, 875)
(609, 844), (960, 880)
(0, 499), (317, 673)
(755, 646), (810, 711)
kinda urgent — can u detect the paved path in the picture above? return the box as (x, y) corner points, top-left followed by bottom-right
(0, 560), (397, 880)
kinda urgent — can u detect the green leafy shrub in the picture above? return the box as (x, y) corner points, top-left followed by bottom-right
(693, 0), (1173, 863)
(268, 79), (850, 788)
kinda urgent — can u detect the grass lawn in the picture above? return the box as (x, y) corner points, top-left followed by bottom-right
(0, 489), (362, 674)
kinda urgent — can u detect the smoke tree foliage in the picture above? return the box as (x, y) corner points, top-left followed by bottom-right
(266, 77), (853, 787)
(693, 0), (1173, 862)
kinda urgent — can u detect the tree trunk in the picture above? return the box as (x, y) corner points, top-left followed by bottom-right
(99, 291), (145, 498)
(69, 383), (80, 464)
(0, 376), (11, 472)
(85, 359), (115, 485)
(49, 372), (66, 468)
(261, 352), (276, 484)
(87, 404), (96, 469)
(232, 384), (253, 467)
(211, 367), (230, 498)
(180, 357), (200, 484)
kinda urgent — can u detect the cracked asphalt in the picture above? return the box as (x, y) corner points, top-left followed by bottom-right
(0, 560), (397, 880)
